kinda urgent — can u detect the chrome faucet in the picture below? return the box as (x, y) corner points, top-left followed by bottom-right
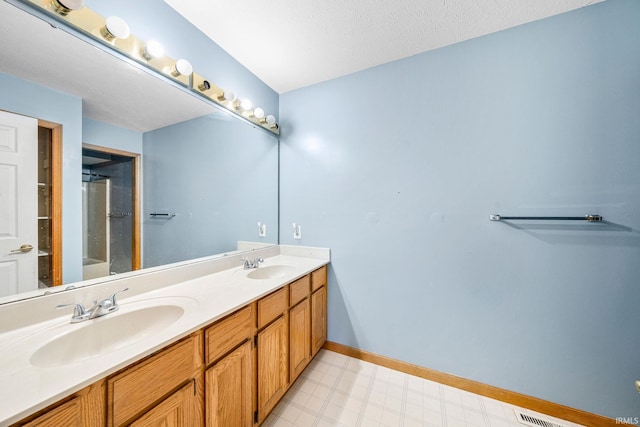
(242, 257), (264, 269)
(57, 288), (129, 323)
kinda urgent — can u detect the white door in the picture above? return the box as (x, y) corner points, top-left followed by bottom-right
(0, 110), (38, 297)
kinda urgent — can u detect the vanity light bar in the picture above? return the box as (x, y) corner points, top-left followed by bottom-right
(21, 0), (279, 135)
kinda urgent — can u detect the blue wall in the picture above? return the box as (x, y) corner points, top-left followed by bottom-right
(279, 0), (640, 418)
(143, 114), (279, 267)
(83, 118), (143, 154)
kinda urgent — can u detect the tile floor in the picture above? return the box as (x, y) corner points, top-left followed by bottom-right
(262, 350), (583, 427)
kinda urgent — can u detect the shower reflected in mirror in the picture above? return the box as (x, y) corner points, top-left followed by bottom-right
(81, 146), (138, 280)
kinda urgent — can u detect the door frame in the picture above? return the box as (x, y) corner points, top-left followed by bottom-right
(82, 143), (141, 272)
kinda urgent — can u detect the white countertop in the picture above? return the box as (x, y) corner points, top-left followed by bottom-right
(0, 246), (329, 426)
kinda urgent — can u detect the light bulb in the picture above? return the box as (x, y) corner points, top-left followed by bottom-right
(239, 99), (252, 111)
(253, 108), (265, 119)
(218, 91), (236, 102)
(172, 59), (193, 77)
(142, 40), (164, 60)
(101, 16), (130, 41)
(265, 115), (276, 125)
(52, 0), (84, 15)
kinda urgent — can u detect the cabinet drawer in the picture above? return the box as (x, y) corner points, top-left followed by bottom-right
(107, 332), (201, 427)
(289, 275), (310, 307)
(19, 380), (105, 427)
(205, 303), (254, 365)
(311, 266), (327, 291)
(258, 287), (287, 329)
(23, 396), (81, 427)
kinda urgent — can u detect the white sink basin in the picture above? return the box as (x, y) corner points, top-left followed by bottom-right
(246, 265), (296, 280)
(30, 298), (195, 368)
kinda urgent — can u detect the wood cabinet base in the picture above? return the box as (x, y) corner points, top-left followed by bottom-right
(12, 265), (329, 427)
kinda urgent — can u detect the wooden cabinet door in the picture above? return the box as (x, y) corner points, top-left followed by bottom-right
(311, 286), (327, 357)
(289, 298), (311, 383)
(129, 381), (198, 427)
(257, 315), (288, 423)
(205, 341), (253, 427)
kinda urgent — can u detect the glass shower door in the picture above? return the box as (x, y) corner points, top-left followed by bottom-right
(82, 179), (110, 280)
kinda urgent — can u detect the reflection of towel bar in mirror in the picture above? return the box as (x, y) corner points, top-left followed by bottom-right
(150, 213), (176, 218)
(489, 214), (603, 222)
(108, 212), (131, 218)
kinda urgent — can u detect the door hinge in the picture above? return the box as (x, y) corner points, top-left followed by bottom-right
(192, 378), (196, 396)
(254, 335), (258, 348)
(254, 410), (258, 424)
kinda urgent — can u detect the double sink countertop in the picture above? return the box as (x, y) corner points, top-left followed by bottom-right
(0, 245), (329, 426)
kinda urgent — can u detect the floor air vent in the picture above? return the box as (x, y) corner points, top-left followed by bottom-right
(514, 409), (571, 427)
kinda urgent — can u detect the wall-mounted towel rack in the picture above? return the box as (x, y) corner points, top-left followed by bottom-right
(150, 212), (176, 218)
(489, 214), (603, 222)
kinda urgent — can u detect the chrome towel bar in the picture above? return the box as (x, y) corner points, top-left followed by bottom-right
(150, 212), (176, 218)
(489, 214), (603, 222)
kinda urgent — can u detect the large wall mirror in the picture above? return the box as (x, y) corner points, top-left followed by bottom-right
(0, 1), (279, 303)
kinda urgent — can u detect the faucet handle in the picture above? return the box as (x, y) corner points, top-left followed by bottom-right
(106, 288), (129, 308)
(56, 303), (90, 322)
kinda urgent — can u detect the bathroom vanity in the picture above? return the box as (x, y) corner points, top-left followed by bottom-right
(0, 245), (329, 426)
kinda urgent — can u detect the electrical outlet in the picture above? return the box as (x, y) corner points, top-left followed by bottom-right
(293, 223), (302, 239)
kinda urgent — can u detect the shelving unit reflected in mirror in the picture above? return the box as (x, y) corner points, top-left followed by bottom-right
(37, 121), (62, 288)
(37, 127), (52, 288)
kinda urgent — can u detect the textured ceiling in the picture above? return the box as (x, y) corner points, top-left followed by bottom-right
(165, 0), (603, 94)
